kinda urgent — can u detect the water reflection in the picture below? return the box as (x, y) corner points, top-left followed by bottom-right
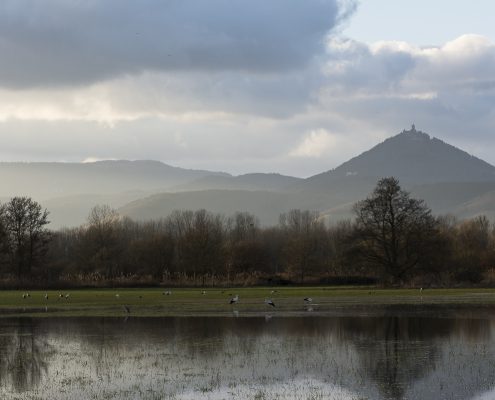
(0, 309), (493, 399)
(0, 319), (49, 393)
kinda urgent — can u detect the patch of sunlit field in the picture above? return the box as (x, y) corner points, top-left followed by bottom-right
(1, 286), (495, 317)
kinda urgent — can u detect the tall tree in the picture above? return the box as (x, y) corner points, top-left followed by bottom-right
(279, 209), (327, 282)
(353, 177), (440, 284)
(83, 205), (121, 278)
(4, 197), (50, 279)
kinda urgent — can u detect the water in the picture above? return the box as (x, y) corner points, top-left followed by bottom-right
(1, 307), (495, 399)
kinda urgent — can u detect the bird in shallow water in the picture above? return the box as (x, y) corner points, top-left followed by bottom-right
(229, 294), (239, 304)
(265, 298), (276, 307)
(304, 297), (312, 303)
(122, 305), (130, 314)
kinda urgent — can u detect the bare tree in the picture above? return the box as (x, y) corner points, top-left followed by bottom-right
(353, 177), (440, 284)
(4, 197), (50, 279)
(279, 209), (327, 282)
(83, 205), (121, 278)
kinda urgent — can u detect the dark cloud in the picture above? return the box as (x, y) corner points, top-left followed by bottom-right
(0, 0), (351, 88)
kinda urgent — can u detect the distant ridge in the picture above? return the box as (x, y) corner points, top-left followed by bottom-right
(0, 160), (229, 199)
(120, 126), (495, 227)
(3, 126), (495, 228)
(302, 125), (495, 190)
(172, 173), (302, 192)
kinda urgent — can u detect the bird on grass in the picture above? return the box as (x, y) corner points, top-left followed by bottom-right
(44, 293), (49, 300)
(229, 294), (239, 304)
(202, 290), (206, 295)
(122, 305), (130, 314)
(265, 298), (276, 307)
(304, 297), (312, 303)
(22, 293), (27, 299)
(115, 294), (120, 298)
(65, 293), (70, 300)
(163, 290), (172, 295)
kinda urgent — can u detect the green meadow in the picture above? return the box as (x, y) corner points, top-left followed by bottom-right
(1, 287), (495, 317)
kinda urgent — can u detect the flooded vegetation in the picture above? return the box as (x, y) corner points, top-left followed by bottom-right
(1, 307), (495, 399)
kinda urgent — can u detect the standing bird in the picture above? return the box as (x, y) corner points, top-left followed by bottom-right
(65, 293), (70, 300)
(122, 305), (130, 314)
(22, 293), (27, 299)
(265, 298), (276, 307)
(229, 294), (239, 304)
(202, 290), (206, 295)
(44, 293), (49, 300)
(304, 297), (313, 303)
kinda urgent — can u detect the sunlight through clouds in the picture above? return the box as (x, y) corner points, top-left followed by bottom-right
(289, 129), (339, 158)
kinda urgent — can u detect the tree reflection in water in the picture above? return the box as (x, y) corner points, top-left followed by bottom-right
(0, 318), (50, 393)
(0, 309), (493, 400)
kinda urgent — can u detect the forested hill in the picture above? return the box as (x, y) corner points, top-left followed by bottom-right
(4, 126), (495, 228)
(300, 125), (495, 191)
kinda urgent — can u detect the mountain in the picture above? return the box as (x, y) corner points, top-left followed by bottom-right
(3, 126), (495, 228)
(0, 160), (230, 199)
(119, 126), (495, 226)
(299, 125), (495, 191)
(171, 173), (302, 192)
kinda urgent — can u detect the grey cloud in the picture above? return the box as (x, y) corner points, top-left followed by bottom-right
(0, 0), (352, 88)
(320, 35), (495, 143)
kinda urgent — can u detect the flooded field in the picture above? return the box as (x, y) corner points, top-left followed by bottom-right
(1, 307), (495, 399)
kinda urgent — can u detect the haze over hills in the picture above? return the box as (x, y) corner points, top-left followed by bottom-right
(0, 160), (229, 199)
(171, 173), (302, 192)
(118, 126), (495, 226)
(3, 126), (495, 228)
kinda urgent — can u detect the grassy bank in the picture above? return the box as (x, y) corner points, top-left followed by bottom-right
(2, 287), (495, 317)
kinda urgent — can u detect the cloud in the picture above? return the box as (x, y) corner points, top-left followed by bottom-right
(0, 0), (352, 88)
(0, 0), (494, 178)
(289, 129), (338, 158)
(320, 34), (495, 147)
(324, 34), (495, 98)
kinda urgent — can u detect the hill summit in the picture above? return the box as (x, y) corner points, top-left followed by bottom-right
(307, 125), (495, 186)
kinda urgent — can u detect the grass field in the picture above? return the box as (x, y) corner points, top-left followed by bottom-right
(2, 286), (495, 317)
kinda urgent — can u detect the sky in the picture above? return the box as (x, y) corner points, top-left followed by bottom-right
(1, 0), (495, 177)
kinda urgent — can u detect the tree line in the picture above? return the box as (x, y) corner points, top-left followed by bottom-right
(1, 177), (494, 288)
